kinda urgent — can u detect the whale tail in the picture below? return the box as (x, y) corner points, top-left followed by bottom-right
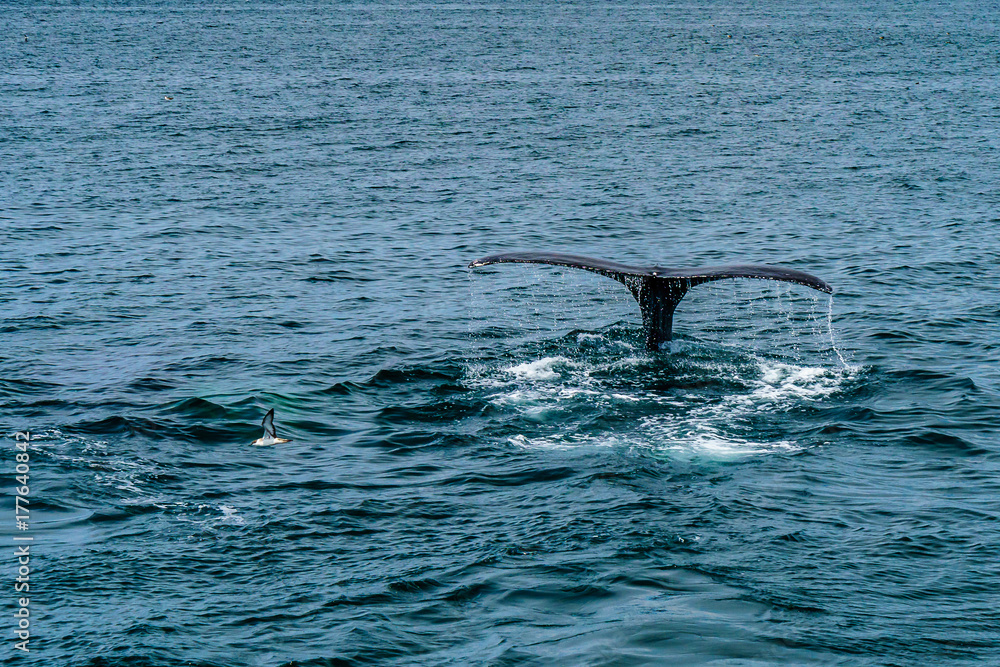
(468, 252), (833, 351)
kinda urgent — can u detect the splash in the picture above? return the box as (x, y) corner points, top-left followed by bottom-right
(747, 360), (849, 403)
(826, 295), (853, 368)
(504, 356), (577, 381)
(475, 341), (854, 461)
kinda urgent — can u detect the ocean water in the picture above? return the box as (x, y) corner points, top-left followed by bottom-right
(3, 1), (1000, 665)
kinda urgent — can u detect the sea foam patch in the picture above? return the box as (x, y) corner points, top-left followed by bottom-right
(474, 345), (852, 460)
(745, 359), (858, 405)
(504, 356), (578, 381)
(637, 413), (800, 460)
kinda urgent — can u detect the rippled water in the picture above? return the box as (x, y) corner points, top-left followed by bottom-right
(4, 2), (1000, 665)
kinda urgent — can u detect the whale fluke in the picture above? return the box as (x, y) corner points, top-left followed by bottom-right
(469, 251), (832, 351)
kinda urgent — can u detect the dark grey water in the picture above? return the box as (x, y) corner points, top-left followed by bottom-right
(3, 2), (1000, 665)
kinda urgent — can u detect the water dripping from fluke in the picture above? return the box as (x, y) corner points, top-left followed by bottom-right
(826, 294), (853, 368)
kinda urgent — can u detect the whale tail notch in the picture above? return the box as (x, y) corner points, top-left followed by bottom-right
(623, 274), (699, 351)
(468, 251), (832, 351)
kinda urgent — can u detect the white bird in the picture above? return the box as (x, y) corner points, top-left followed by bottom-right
(251, 408), (291, 446)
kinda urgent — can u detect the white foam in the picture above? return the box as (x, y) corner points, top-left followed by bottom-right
(638, 414), (800, 460)
(508, 433), (620, 450)
(219, 505), (246, 525)
(664, 435), (798, 460)
(508, 421), (798, 460)
(748, 360), (855, 404)
(472, 341), (853, 461)
(504, 356), (576, 380)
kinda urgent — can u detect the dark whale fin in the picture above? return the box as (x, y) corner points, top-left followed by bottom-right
(469, 251), (833, 351)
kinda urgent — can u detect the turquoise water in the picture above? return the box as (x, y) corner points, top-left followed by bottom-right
(3, 2), (1000, 665)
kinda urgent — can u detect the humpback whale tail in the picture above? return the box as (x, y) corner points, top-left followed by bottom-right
(468, 252), (833, 352)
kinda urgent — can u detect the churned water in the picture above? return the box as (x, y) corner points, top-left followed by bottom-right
(3, 1), (1000, 665)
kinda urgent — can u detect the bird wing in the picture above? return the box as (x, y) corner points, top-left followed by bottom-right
(262, 408), (276, 439)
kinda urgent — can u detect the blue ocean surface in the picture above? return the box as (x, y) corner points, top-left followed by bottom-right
(3, 1), (1000, 665)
